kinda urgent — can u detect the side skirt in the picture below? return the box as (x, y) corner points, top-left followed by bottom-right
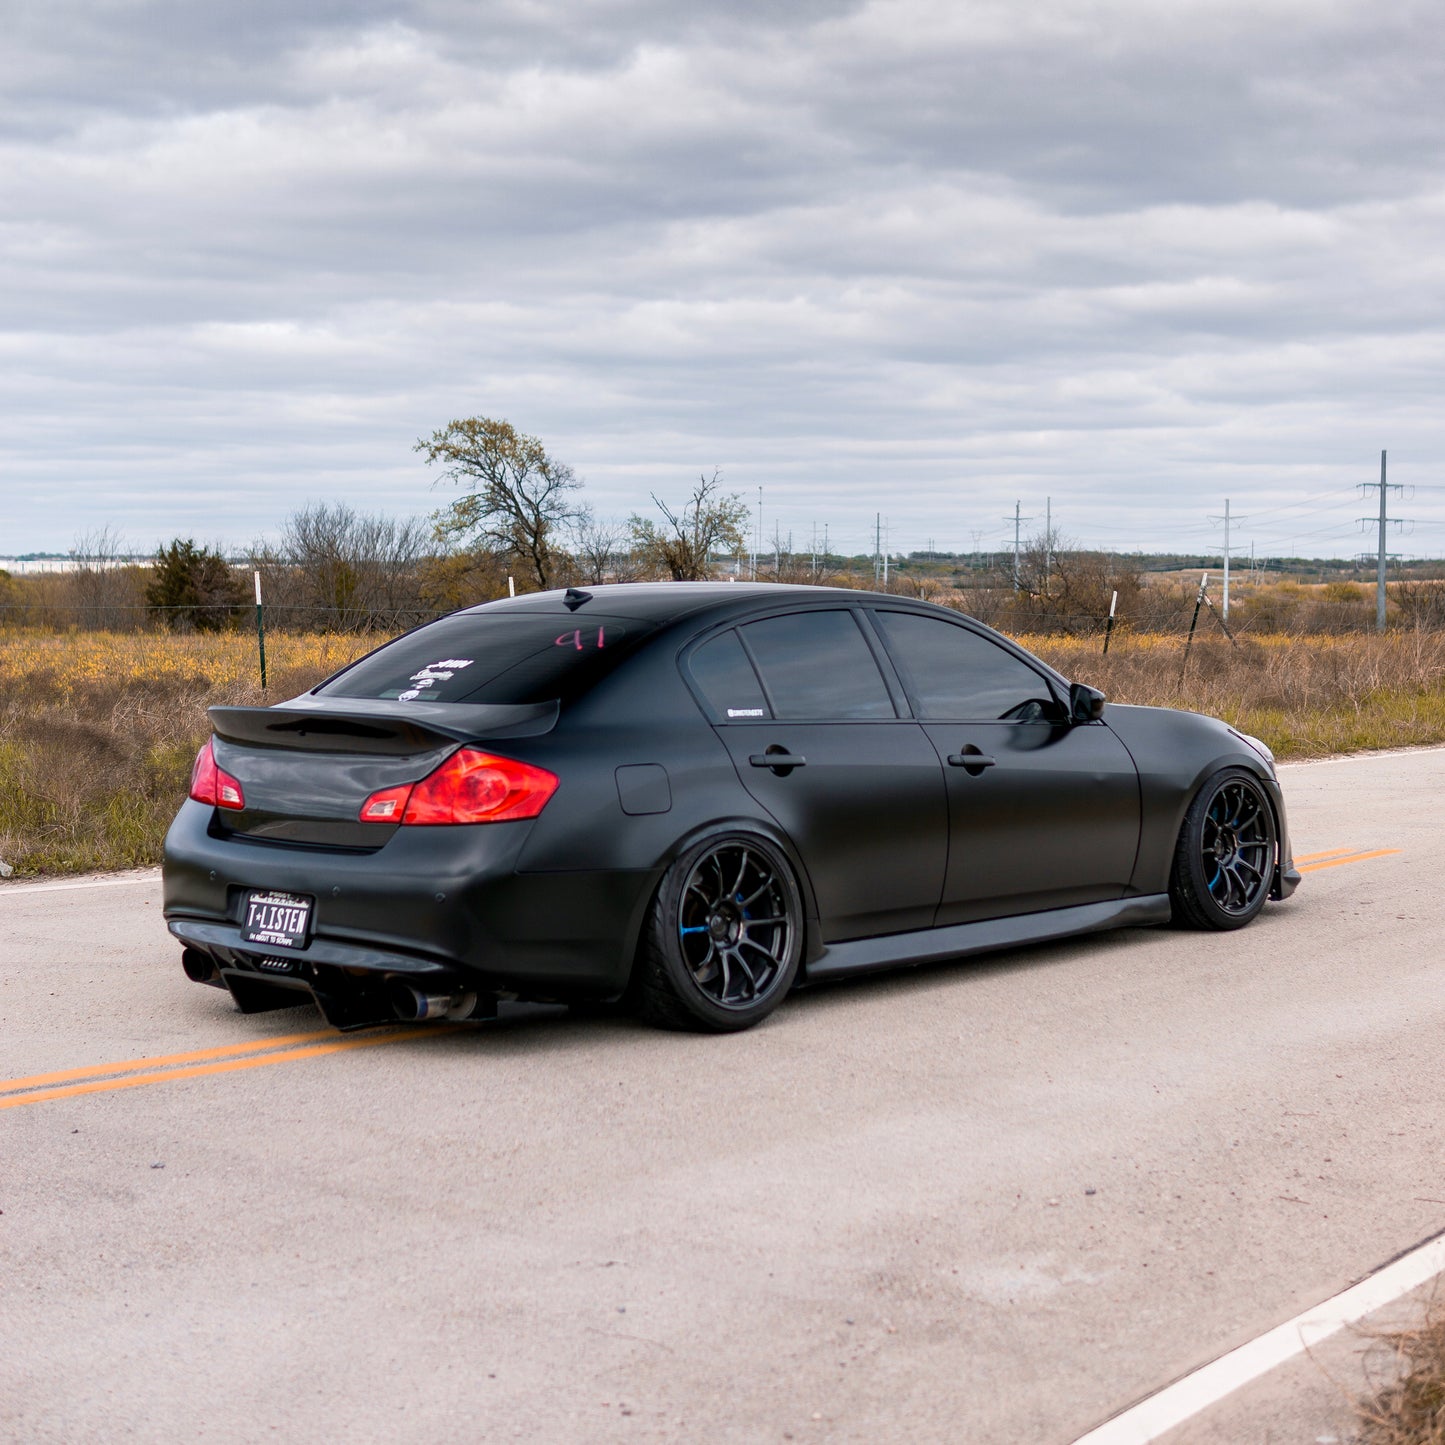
(804, 894), (1172, 982)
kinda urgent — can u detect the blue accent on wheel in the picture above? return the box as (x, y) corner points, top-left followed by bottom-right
(677, 843), (794, 1010)
(1200, 776), (1271, 916)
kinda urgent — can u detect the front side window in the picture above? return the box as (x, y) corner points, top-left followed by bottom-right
(874, 610), (1058, 721)
(739, 610), (895, 720)
(317, 613), (650, 704)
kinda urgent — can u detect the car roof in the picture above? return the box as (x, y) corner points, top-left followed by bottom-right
(458, 582), (1072, 691)
(462, 582), (887, 626)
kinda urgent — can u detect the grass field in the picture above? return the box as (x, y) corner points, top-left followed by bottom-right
(0, 631), (369, 875)
(5, 626), (1445, 876)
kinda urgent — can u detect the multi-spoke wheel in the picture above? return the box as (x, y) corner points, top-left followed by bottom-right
(636, 834), (803, 1031)
(1169, 767), (1277, 930)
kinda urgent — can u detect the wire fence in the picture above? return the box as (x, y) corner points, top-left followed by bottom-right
(0, 601), (450, 633)
(0, 588), (1418, 643)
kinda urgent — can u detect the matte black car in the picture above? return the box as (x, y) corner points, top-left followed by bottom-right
(163, 583), (1299, 1032)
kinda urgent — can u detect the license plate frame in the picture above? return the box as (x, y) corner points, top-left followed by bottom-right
(240, 889), (314, 950)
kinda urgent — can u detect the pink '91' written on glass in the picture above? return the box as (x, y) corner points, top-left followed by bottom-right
(555, 628), (607, 651)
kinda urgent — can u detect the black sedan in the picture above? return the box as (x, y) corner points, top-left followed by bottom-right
(163, 583), (1299, 1032)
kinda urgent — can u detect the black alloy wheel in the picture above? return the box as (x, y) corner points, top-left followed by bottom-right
(1169, 767), (1277, 930)
(637, 835), (803, 1032)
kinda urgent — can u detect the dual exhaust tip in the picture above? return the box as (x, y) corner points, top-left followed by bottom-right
(181, 947), (487, 1023)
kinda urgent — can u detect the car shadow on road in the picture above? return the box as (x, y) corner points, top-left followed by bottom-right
(192, 906), (1297, 1055)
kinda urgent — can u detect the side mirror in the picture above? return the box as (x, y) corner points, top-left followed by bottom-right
(1069, 681), (1106, 723)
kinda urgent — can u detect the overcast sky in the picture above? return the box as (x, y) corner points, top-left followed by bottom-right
(3, 0), (1444, 561)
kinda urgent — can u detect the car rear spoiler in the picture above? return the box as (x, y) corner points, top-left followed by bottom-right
(208, 698), (560, 755)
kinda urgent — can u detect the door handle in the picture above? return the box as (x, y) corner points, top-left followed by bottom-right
(749, 747), (806, 775)
(947, 752), (997, 774)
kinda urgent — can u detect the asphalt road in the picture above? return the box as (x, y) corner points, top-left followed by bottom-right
(2, 749), (1443, 1444)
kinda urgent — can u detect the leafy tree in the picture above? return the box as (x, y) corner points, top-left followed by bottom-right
(417, 418), (585, 591)
(629, 471), (750, 581)
(417, 548), (513, 612)
(146, 539), (245, 632)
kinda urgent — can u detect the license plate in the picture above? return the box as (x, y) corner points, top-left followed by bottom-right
(241, 890), (313, 949)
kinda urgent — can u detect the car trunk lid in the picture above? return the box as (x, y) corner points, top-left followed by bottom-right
(206, 699), (558, 848)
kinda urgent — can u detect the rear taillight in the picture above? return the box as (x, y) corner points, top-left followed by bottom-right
(189, 739), (245, 810)
(359, 749), (558, 826)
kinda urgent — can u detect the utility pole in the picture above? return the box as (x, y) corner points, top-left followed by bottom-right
(1376, 455), (1387, 631)
(1045, 496), (1052, 594)
(1005, 502), (1034, 590)
(754, 486), (762, 581)
(1377, 454), (1386, 627)
(874, 513), (881, 585)
(1358, 450), (1408, 632)
(1207, 499), (1245, 620)
(1222, 499), (1230, 619)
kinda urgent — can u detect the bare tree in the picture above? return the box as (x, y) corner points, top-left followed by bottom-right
(1001, 532), (1146, 634)
(253, 504), (432, 629)
(570, 513), (642, 585)
(417, 417), (585, 591)
(629, 471), (750, 581)
(1388, 575), (1445, 630)
(66, 528), (145, 630)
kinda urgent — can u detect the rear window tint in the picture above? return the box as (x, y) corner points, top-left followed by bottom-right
(317, 613), (651, 704)
(688, 629), (771, 721)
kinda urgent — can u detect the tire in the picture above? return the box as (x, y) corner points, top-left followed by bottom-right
(1169, 767), (1277, 930)
(636, 834), (804, 1032)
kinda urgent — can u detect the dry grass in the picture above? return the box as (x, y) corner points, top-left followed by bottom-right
(1028, 630), (1445, 759)
(1354, 1309), (1445, 1444)
(0, 631), (370, 875)
(5, 626), (1445, 876)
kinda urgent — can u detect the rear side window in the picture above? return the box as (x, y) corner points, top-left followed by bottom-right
(873, 610), (1056, 720)
(739, 610), (895, 720)
(689, 630), (772, 720)
(317, 613), (651, 704)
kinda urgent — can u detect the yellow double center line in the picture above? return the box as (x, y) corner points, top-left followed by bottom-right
(1295, 845), (1401, 874)
(0, 1025), (440, 1111)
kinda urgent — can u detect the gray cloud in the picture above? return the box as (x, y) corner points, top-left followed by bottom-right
(2, 0), (1444, 560)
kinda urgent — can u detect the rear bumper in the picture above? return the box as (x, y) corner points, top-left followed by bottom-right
(168, 917), (467, 1028)
(162, 800), (661, 1012)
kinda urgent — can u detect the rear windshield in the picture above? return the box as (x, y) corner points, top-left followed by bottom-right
(316, 613), (652, 704)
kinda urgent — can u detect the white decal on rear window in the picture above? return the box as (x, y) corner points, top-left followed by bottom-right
(727, 707), (766, 718)
(397, 657), (477, 701)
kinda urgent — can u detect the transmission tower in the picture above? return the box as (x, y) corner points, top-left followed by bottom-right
(1358, 450), (1411, 631)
